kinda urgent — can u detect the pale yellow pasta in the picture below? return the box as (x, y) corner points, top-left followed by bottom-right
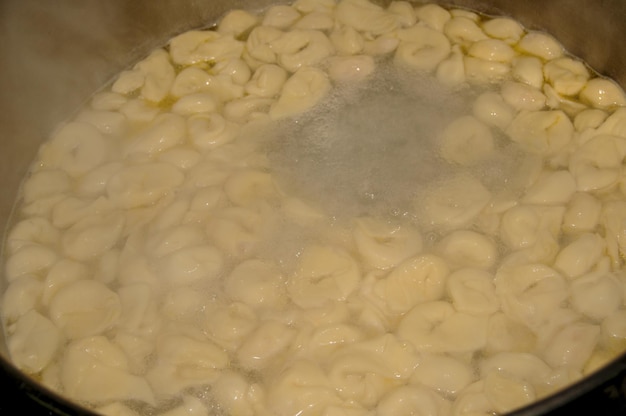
(90, 91), (128, 111)
(579, 77), (626, 109)
(517, 31), (564, 61)
(61, 211), (125, 262)
(147, 333), (229, 396)
(543, 83), (587, 115)
(138, 49), (177, 102)
(443, 16), (488, 47)
(294, 10), (335, 30)
(542, 322), (600, 370)
(596, 107), (626, 137)
(267, 360), (340, 416)
(485, 312), (537, 354)
(246, 26), (284, 64)
(49, 279), (122, 339)
(51, 196), (114, 229)
(161, 286), (207, 320)
(245, 64), (288, 97)
(397, 301), (489, 353)
(41, 259), (89, 306)
(377, 385), (451, 416)
(2, 274), (44, 324)
(111, 69), (145, 96)
(39, 121), (109, 178)
(420, 174), (492, 229)
(415, 3), (451, 32)
(522, 170), (576, 205)
(446, 268), (499, 315)
(562, 192), (601, 233)
(106, 163), (185, 209)
(213, 58), (253, 86)
(76, 162), (125, 197)
(602, 310), (626, 353)
(328, 352), (400, 407)
(117, 283), (159, 334)
(287, 244), (360, 308)
(329, 25), (364, 55)
(293, 0), (337, 14)
(169, 30), (244, 66)
(411, 353), (474, 395)
(223, 96), (274, 122)
(499, 205), (564, 250)
(157, 395), (210, 416)
(269, 66), (331, 119)
(472, 91), (515, 130)
(482, 371), (535, 414)
(511, 56), (544, 89)
(6, 1), (626, 415)
(569, 134), (626, 191)
(494, 263), (568, 329)
(148, 197), (190, 232)
(61, 336), (155, 405)
(394, 25), (451, 72)
(171, 93), (218, 116)
(543, 57), (590, 96)
(506, 110), (574, 155)
(601, 201), (626, 268)
(211, 370), (258, 416)
(374, 254), (449, 314)
(335, 0), (397, 35)
(450, 8), (480, 21)
(435, 45), (466, 86)
(468, 39), (516, 63)
(113, 332), (154, 375)
(570, 272), (622, 320)
(451, 381), (495, 416)
(481, 17), (524, 44)
(500, 81), (546, 111)
(217, 9), (259, 37)
(481, 352), (551, 393)
(188, 113), (239, 151)
(388, 1), (417, 27)
(95, 402), (141, 416)
(463, 56), (510, 84)
(439, 116), (495, 166)
(437, 230), (497, 270)
(118, 98), (161, 123)
(202, 302), (258, 351)
(224, 259), (286, 307)
(353, 217), (423, 270)
(262, 4), (301, 28)
(236, 320), (296, 370)
(5, 217), (60, 255)
(4, 244), (58, 282)
(158, 245), (224, 285)
(76, 109), (128, 137)
(553, 232), (604, 279)
(207, 208), (265, 257)
(363, 34), (400, 56)
(574, 108), (608, 132)
(125, 113), (184, 156)
(224, 169), (277, 206)
(306, 323), (366, 357)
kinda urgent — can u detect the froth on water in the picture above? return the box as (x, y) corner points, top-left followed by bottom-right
(267, 61), (525, 226)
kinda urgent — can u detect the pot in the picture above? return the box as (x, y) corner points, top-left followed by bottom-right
(1, 0), (625, 415)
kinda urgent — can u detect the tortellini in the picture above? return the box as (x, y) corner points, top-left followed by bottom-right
(5, 0), (626, 415)
(287, 245), (361, 308)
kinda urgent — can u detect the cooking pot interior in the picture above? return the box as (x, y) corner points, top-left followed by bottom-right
(0, 0), (625, 414)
